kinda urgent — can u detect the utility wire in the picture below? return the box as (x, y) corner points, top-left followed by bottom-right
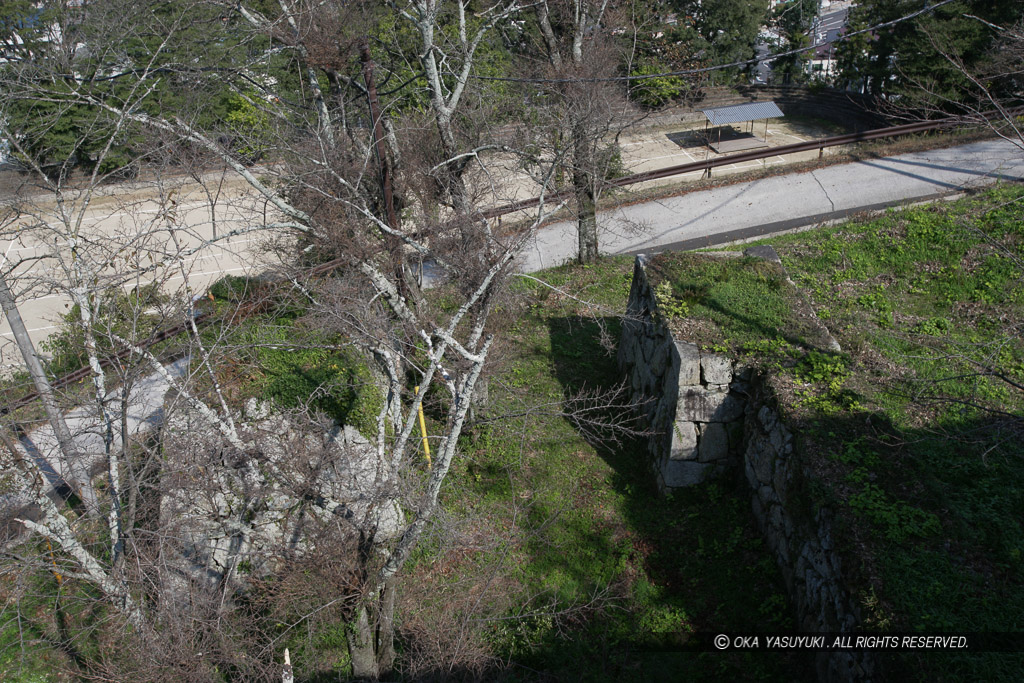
(465, 0), (958, 84)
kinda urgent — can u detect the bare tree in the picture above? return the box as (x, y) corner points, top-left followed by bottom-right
(530, 0), (634, 264)
(933, 17), (1024, 150)
(397, 0), (526, 215)
(857, 16), (1024, 427)
(880, 16), (1023, 151)
(0, 1), (562, 680)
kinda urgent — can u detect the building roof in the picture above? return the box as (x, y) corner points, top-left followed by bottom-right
(701, 101), (784, 126)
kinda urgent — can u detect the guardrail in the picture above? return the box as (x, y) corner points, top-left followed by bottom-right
(1, 310), (211, 416)
(6, 109), (1017, 414)
(481, 110), (1021, 219)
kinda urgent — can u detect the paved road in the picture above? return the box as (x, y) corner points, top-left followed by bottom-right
(816, 5), (850, 45)
(520, 139), (1024, 271)
(0, 182), (266, 367)
(4, 136), (1022, 366)
(0, 119), (835, 368)
(6, 357), (189, 517)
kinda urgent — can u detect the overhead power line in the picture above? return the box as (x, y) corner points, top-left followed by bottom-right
(467, 0), (958, 84)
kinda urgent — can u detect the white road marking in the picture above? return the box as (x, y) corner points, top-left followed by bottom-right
(0, 324), (59, 338)
(0, 240), (16, 268)
(630, 151), (699, 164)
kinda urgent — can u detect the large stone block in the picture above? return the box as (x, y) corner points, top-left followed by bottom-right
(677, 387), (745, 422)
(618, 334), (635, 368)
(641, 334), (655, 362)
(769, 425), (790, 454)
(661, 376), (679, 412)
(744, 244), (782, 263)
(726, 421), (745, 455)
(630, 364), (643, 396)
(748, 438), (774, 485)
(773, 457), (792, 503)
(745, 450), (759, 490)
(751, 493), (766, 528)
(698, 422), (729, 462)
(701, 354), (733, 385)
(644, 397), (658, 424)
(639, 365), (653, 395)
(675, 341), (701, 385)
(669, 421), (698, 460)
(734, 364), (754, 382)
(760, 485), (781, 508)
(660, 457), (713, 488)
(653, 395), (670, 426)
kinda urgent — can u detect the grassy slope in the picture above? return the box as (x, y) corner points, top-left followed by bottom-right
(417, 260), (808, 681)
(5, 187), (1023, 681)
(433, 184), (1024, 681)
(734, 184), (1024, 681)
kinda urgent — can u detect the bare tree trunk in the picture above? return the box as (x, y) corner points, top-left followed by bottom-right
(0, 271), (96, 510)
(535, 0), (616, 265)
(346, 577), (397, 680)
(360, 38), (423, 307)
(1, 433), (146, 633)
(435, 112), (473, 217)
(575, 185), (598, 264)
(573, 122), (599, 264)
(410, 0), (517, 218)
(377, 578), (397, 675)
(347, 603), (380, 680)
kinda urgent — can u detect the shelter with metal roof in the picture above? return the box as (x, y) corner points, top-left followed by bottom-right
(700, 101), (784, 153)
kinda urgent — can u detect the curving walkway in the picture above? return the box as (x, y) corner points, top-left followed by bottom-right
(11, 357), (190, 507)
(521, 139), (1024, 271)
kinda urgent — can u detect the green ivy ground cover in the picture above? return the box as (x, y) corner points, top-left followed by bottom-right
(739, 184), (1024, 680)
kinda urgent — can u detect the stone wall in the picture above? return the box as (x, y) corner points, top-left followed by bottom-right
(744, 385), (875, 681)
(619, 254), (875, 681)
(617, 254), (749, 491)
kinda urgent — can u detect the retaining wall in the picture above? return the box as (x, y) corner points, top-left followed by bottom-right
(617, 253), (748, 490)
(618, 253), (875, 681)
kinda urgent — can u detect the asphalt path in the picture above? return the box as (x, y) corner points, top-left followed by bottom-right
(3, 137), (1022, 366)
(520, 138), (1024, 271)
(5, 137), (1023, 507)
(0, 184), (266, 366)
(816, 5), (850, 44)
(4, 357), (189, 519)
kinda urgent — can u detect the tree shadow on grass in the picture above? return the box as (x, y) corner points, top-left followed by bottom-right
(538, 315), (810, 682)
(544, 311), (1024, 680)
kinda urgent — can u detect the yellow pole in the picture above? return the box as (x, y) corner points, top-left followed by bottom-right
(414, 386), (431, 468)
(46, 538), (63, 586)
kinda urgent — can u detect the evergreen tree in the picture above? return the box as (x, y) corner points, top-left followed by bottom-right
(770, 0), (818, 84)
(674, 0), (770, 83)
(836, 0), (1022, 103)
(1, 0), (284, 172)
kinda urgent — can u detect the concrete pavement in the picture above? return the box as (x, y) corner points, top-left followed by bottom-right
(3, 133), (1021, 368)
(520, 138), (1024, 271)
(11, 356), (189, 511)
(0, 182), (269, 367)
(0, 119), (834, 368)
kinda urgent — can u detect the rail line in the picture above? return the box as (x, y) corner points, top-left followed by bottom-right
(481, 110), (1021, 219)
(1, 310), (211, 416)
(5, 110), (1018, 414)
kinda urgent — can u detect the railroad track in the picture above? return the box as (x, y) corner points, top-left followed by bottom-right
(7, 110), (1018, 413)
(480, 110), (1022, 219)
